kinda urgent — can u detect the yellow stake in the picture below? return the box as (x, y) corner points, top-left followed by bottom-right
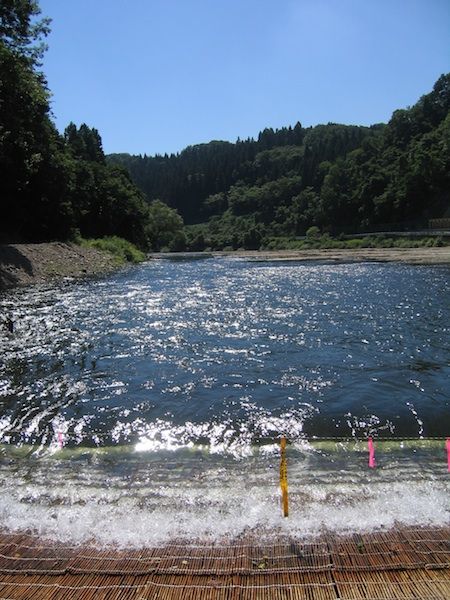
(280, 436), (289, 517)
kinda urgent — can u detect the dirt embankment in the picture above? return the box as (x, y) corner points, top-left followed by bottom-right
(0, 242), (119, 290)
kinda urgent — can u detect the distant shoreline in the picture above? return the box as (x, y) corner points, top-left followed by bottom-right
(2, 244), (449, 292)
(153, 246), (450, 265)
(226, 247), (450, 264)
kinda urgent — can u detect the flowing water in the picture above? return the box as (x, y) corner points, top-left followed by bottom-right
(0, 257), (449, 545)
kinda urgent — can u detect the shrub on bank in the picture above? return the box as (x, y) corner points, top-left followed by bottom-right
(79, 236), (146, 263)
(262, 235), (449, 251)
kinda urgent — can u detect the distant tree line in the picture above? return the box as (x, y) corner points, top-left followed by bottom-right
(109, 75), (450, 251)
(0, 0), (184, 251)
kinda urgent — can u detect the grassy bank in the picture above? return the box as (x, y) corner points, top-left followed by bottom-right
(184, 222), (450, 252)
(262, 234), (449, 251)
(78, 236), (146, 264)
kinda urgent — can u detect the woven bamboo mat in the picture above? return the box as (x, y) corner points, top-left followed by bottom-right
(0, 526), (448, 599)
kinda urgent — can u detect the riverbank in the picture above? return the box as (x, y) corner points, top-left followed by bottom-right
(3, 244), (449, 292)
(0, 242), (120, 290)
(219, 246), (450, 264)
(152, 246), (450, 265)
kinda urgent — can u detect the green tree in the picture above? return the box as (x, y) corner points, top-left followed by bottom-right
(1, 0), (159, 248)
(65, 122), (105, 163)
(0, 2), (75, 241)
(146, 200), (186, 251)
(306, 225), (320, 239)
(0, 0), (50, 63)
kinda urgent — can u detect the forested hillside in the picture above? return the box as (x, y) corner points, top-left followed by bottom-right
(0, 0), (183, 251)
(109, 75), (450, 250)
(108, 122), (374, 225)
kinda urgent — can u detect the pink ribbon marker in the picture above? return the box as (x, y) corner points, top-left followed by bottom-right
(368, 437), (376, 468)
(58, 431), (64, 449)
(446, 438), (450, 472)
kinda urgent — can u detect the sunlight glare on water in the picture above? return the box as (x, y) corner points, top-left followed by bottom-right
(0, 257), (449, 544)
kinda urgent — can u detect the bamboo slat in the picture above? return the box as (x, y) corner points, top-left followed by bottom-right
(0, 526), (447, 599)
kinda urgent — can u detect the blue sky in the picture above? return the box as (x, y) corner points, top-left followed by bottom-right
(40, 0), (450, 156)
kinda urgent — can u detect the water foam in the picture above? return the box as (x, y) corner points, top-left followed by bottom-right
(0, 446), (448, 547)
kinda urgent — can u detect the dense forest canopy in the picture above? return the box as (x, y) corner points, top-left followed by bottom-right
(1, 2), (449, 252)
(109, 75), (450, 250)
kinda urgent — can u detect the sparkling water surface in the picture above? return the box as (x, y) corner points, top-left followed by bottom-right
(0, 257), (449, 545)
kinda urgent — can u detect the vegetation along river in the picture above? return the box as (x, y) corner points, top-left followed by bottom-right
(0, 257), (449, 545)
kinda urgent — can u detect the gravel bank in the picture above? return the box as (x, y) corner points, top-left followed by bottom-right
(0, 242), (119, 290)
(221, 246), (450, 264)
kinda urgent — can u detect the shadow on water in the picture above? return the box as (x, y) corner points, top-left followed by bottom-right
(409, 360), (442, 372)
(151, 252), (214, 261)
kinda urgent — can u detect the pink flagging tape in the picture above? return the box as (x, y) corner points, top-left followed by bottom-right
(368, 437), (376, 468)
(58, 431), (63, 449)
(446, 438), (450, 472)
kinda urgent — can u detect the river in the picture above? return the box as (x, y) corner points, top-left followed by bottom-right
(0, 257), (449, 545)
